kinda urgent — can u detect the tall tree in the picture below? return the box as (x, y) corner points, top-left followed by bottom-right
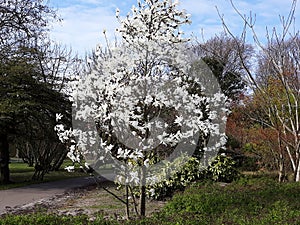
(0, 0), (57, 58)
(62, 0), (227, 218)
(193, 33), (253, 101)
(17, 40), (80, 179)
(0, 0), (64, 183)
(220, 0), (300, 181)
(0, 52), (71, 182)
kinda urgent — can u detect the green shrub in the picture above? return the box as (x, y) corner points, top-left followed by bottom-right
(148, 157), (209, 200)
(148, 155), (240, 200)
(207, 155), (240, 183)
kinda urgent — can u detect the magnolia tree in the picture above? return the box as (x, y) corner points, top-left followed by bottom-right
(56, 0), (228, 218)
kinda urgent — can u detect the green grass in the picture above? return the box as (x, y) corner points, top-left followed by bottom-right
(144, 177), (300, 225)
(0, 160), (86, 190)
(0, 213), (118, 225)
(2, 174), (300, 224)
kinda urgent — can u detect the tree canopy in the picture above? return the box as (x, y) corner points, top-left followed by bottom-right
(0, 0), (73, 183)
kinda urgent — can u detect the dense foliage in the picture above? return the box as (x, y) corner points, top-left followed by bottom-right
(0, 0), (74, 183)
(149, 155), (239, 200)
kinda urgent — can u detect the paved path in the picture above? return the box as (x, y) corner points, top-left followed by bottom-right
(0, 176), (100, 214)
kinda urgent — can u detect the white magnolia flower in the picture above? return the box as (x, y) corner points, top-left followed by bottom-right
(144, 158), (150, 168)
(55, 113), (63, 122)
(55, 0), (228, 188)
(129, 171), (139, 184)
(65, 166), (75, 172)
(117, 148), (131, 159)
(148, 188), (155, 197)
(174, 115), (183, 126)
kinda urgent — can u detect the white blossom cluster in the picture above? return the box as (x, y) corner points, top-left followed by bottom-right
(116, 0), (191, 45)
(54, 114), (81, 163)
(56, 0), (228, 186)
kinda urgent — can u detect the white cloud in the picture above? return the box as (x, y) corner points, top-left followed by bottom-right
(179, 0), (241, 38)
(50, 3), (119, 56)
(49, 0), (300, 56)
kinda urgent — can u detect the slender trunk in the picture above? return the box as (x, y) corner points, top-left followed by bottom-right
(129, 185), (139, 215)
(0, 134), (10, 184)
(51, 144), (67, 171)
(15, 144), (19, 158)
(26, 141), (34, 167)
(286, 146), (296, 171)
(139, 166), (146, 217)
(139, 185), (146, 217)
(278, 132), (286, 182)
(278, 154), (285, 182)
(294, 140), (300, 182)
(294, 158), (300, 182)
(125, 185), (130, 220)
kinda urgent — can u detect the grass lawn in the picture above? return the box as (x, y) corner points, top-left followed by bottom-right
(1, 173), (300, 224)
(152, 176), (300, 224)
(0, 159), (86, 190)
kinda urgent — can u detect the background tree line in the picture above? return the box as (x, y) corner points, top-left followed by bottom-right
(0, 0), (299, 186)
(0, 0), (79, 183)
(222, 0), (299, 182)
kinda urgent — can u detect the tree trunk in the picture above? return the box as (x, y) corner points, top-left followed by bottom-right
(139, 185), (146, 217)
(51, 144), (68, 171)
(278, 151), (288, 183)
(139, 166), (146, 217)
(0, 134), (10, 184)
(125, 185), (130, 220)
(278, 157), (285, 182)
(294, 158), (300, 182)
(26, 141), (34, 167)
(277, 133), (286, 182)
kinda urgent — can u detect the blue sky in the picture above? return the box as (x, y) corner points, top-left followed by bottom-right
(48, 0), (300, 56)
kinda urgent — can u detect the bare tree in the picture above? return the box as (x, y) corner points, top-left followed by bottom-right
(34, 40), (83, 93)
(0, 0), (59, 183)
(192, 33), (253, 101)
(219, 0), (300, 181)
(195, 33), (253, 78)
(0, 0), (58, 59)
(0, 0), (81, 182)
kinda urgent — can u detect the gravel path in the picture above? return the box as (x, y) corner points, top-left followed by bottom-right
(0, 176), (99, 215)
